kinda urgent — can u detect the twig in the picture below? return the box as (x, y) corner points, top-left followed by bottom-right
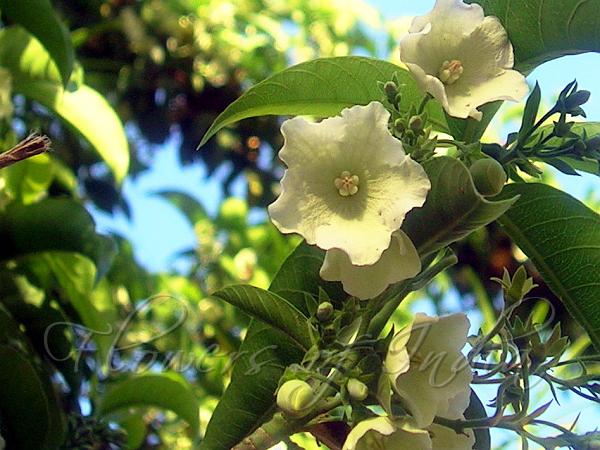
(0, 133), (52, 169)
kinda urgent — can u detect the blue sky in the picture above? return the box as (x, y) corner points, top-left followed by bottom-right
(89, 0), (600, 446)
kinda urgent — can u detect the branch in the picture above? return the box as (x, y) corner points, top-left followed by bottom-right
(0, 133), (51, 169)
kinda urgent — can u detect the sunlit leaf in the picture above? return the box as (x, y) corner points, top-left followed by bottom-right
(497, 183), (600, 350)
(213, 284), (314, 350)
(0, 0), (74, 86)
(0, 27), (129, 182)
(199, 56), (448, 147)
(98, 373), (200, 435)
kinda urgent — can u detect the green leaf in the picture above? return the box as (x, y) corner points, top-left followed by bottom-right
(446, 101), (503, 143)
(518, 82), (541, 144)
(469, 0), (600, 73)
(402, 156), (519, 256)
(198, 56), (448, 147)
(17, 80), (130, 183)
(0, 345), (65, 450)
(0, 0), (74, 86)
(0, 275), (81, 394)
(497, 183), (600, 350)
(19, 252), (118, 366)
(98, 373), (200, 435)
(200, 243), (335, 450)
(2, 153), (54, 204)
(213, 284), (314, 350)
(0, 309), (66, 450)
(0, 198), (116, 280)
(0, 27), (129, 182)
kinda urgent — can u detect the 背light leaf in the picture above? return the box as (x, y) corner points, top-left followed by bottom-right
(212, 284), (314, 350)
(16, 81), (130, 183)
(497, 183), (600, 350)
(402, 156), (519, 256)
(200, 243), (339, 450)
(0, 0), (74, 86)
(198, 56), (448, 147)
(98, 373), (200, 435)
(0, 27), (129, 182)
(469, 0), (600, 73)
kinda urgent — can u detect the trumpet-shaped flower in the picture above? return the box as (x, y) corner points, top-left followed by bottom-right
(342, 417), (475, 450)
(399, 0), (528, 120)
(268, 102), (430, 266)
(385, 313), (472, 427)
(320, 229), (421, 299)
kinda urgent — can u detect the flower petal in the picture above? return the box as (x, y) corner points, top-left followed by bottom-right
(269, 102), (430, 266)
(320, 230), (421, 299)
(390, 313), (473, 427)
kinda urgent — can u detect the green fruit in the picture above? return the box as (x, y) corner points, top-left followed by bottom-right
(469, 158), (507, 196)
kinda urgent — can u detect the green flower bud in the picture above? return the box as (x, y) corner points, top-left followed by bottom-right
(408, 115), (424, 133)
(394, 118), (406, 134)
(316, 301), (334, 322)
(277, 380), (314, 417)
(383, 81), (398, 102)
(347, 378), (369, 401)
(469, 158), (507, 196)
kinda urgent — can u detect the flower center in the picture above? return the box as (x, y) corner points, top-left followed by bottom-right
(438, 59), (464, 85)
(334, 171), (360, 197)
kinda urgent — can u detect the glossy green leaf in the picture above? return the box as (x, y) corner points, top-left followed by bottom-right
(469, 0), (600, 73)
(0, 27), (129, 182)
(198, 56), (448, 147)
(98, 373), (200, 435)
(213, 284), (313, 350)
(497, 183), (600, 350)
(2, 153), (54, 204)
(402, 156), (519, 256)
(0, 0), (74, 86)
(0, 198), (116, 280)
(17, 81), (129, 182)
(200, 243), (336, 450)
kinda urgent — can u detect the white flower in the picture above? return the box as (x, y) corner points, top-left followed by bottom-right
(342, 417), (475, 450)
(268, 101), (430, 266)
(0, 67), (14, 120)
(399, 0), (528, 120)
(320, 229), (421, 299)
(343, 417), (431, 450)
(385, 313), (473, 427)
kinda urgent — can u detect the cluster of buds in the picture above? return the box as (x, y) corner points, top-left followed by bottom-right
(378, 77), (438, 162)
